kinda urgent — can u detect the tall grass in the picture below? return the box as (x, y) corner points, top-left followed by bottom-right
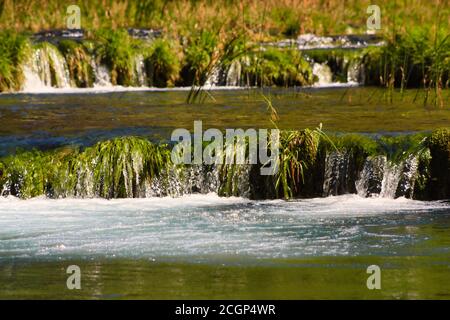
(1, 1), (447, 41)
(145, 38), (180, 87)
(94, 29), (146, 86)
(0, 137), (171, 199)
(184, 30), (248, 103)
(243, 48), (314, 87)
(0, 31), (29, 92)
(363, 0), (450, 107)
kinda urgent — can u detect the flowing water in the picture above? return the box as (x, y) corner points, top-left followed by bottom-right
(1, 87), (449, 154)
(0, 87), (449, 299)
(0, 194), (449, 299)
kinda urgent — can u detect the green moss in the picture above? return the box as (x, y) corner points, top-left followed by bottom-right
(58, 40), (94, 88)
(334, 134), (377, 169)
(377, 133), (427, 162)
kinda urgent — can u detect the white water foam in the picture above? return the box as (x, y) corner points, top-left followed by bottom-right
(0, 194), (448, 261)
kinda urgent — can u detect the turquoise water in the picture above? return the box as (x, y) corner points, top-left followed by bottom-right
(0, 194), (449, 299)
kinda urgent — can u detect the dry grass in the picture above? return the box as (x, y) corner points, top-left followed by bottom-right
(0, 0), (448, 40)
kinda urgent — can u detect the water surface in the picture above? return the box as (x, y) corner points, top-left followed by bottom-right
(1, 87), (449, 155)
(0, 194), (449, 299)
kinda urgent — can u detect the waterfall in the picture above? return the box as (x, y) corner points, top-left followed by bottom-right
(356, 156), (387, 197)
(322, 151), (351, 196)
(226, 60), (242, 86)
(148, 164), (220, 197)
(379, 161), (403, 198)
(204, 66), (221, 87)
(22, 44), (71, 91)
(312, 62), (333, 86)
(90, 59), (112, 87)
(134, 54), (148, 87)
(347, 59), (365, 84)
(356, 154), (420, 199)
(394, 155), (419, 198)
(380, 155), (419, 199)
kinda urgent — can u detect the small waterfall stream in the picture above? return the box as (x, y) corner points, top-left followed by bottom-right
(354, 155), (420, 199)
(16, 36), (368, 92)
(90, 59), (112, 87)
(22, 45), (71, 91)
(312, 62), (333, 86)
(134, 54), (148, 87)
(322, 151), (351, 196)
(321, 149), (422, 200)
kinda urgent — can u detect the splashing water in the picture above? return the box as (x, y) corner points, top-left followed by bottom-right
(312, 62), (333, 86)
(22, 45), (71, 91)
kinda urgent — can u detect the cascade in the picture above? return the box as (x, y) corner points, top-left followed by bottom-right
(322, 151), (351, 196)
(134, 54), (148, 87)
(22, 45), (71, 91)
(312, 62), (333, 86)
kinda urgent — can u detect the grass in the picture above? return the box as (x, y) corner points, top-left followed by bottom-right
(0, 137), (171, 199)
(93, 29), (147, 86)
(1, 1), (448, 41)
(276, 129), (320, 199)
(0, 31), (29, 92)
(184, 30), (248, 102)
(243, 47), (314, 87)
(0, 0), (448, 94)
(145, 38), (180, 87)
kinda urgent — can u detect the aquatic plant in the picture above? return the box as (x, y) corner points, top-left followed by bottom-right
(94, 29), (145, 86)
(0, 31), (30, 92)
(181, 30), (219, 87)
(184, 31), (248, 102)
(145, 38), (180, 87)
(242, 48), (314, 87)
(0, 137), (172, 199)
(377, 133), (428, 162)
(73, 137), (171, 198)
(58, 40), (94, 87)
(425, 128), (450, 199)
(276, 129), (320, 199)
(363, 26), (449, 106)
(0, 149), (52, 198)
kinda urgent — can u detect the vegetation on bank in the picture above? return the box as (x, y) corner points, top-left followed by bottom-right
(1, 129), (449, 200)
(0, 31), (29, 92)
(1, 0), (448, 40)
(364, 26), (450, 106)
(0, 1), (448, 96)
